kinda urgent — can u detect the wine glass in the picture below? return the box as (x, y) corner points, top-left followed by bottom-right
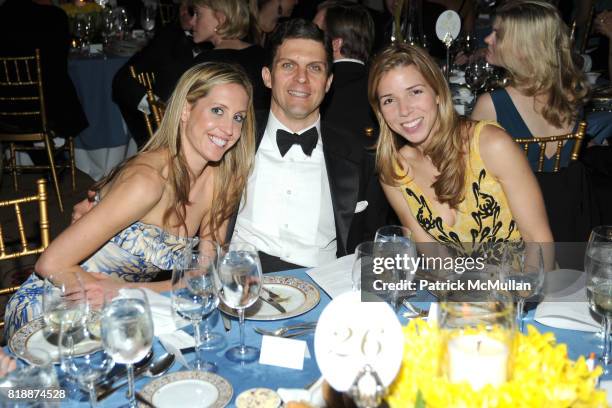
(172, 250), (219, 371)
(196, 240), (224, 350)
(214, 242), (262, 363)
(140, 4), (157, 37)
(101, 288), (153, 408)
(585, 226), (612, 366)
(374, 226), (417, 310)
(499, 242), (544, 333)
(465, 61), (488, 99)
(352, 241), (376, 292)
(59, 322), (114, 407)
(42, 272), (87, 346)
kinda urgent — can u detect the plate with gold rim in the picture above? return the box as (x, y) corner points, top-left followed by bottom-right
(219, 275), (320, 321)
(138, 371), (233, 408)
(9, 315), (101, 365)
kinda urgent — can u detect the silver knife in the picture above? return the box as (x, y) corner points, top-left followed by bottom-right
(259, 294), (287, 313)
(221, 312), (232, 332)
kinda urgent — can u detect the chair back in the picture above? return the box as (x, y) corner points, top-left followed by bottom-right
(159, 3), (178, 26)
(129, 65), (166, 138)
(0, 49), (47, 135)
(0, 179), (49, 262)
(514, 121), (587, 172)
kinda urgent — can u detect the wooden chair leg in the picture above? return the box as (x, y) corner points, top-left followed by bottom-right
(42, 134), (64, 212)
(68, 137), (76, 191)
(9, 142), (18, 191)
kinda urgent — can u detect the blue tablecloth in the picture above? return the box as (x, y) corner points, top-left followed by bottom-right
(10, 268), (612, 407)
(68, 55), (130, 150)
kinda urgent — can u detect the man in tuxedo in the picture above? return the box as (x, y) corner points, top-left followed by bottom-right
(112, 1), (210, 146)
(314, 0), (377, 145)
(230, 19), (388, 272)
(0, 0), (88, 139)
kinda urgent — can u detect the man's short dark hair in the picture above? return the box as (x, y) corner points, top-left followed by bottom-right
(318, 0), (375, 62)
(265, 18), (334, 75)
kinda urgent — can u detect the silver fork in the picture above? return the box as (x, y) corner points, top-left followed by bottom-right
(253, 322), (317, 337)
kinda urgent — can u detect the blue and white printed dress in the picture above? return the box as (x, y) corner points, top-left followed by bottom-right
(4, 221), (195, 339)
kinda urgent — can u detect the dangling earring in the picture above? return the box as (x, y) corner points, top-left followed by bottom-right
(278, 0), (283, 16)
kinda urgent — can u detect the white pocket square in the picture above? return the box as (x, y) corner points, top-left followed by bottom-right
(355, 200), (368, 213)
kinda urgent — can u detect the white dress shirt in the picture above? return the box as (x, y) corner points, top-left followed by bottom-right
(232, 112), (336, 267)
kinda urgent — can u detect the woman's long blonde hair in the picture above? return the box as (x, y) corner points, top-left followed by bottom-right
(94, 62), (255, 242)
(493, 0), (588, 128)
(369, 43), (468, 209)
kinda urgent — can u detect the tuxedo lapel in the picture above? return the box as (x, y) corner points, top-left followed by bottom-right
(321, 122), (362, 255)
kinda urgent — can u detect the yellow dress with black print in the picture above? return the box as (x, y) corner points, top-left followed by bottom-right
(395, 121), (522, 256)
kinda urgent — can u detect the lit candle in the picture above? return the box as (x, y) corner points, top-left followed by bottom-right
(447, 334), (509, 390)
(75, 0), (85, 7)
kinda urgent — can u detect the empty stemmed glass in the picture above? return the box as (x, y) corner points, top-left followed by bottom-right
(101, 288), (153, 408)
(59, 322), (114, 407)
(585, 226), (612, 366)
(140, 4), (157, 38)
(465, 61), (488, 99)
(499, 242), (545, 333)
(172, 249), (219, 371)
(214, 242), (262, 363)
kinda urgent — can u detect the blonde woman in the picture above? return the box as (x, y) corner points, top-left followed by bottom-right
(471, 0), (589, 171)
(369, 43), (553, 248)
(158, 0), (269, 109)
(248, 0), (299, 47)
(5, 62), (256, 338)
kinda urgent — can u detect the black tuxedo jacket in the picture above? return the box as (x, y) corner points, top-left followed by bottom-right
(226, 111), (390, 259)
(112, 23), (206, 145)
(322, 61), (377, 146)
(0, 0), (88, 137)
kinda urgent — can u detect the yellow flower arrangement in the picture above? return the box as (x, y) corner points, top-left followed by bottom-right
(386, 319), (607, 408)
(60, 2), (103, 17)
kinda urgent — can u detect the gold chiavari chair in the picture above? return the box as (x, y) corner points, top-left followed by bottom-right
(0, 179), (50, 329)
(129, 66), (166, 139)
(514, 121), (587, 173)
(0, 49), (76, 213)
(159, 3), (178, 26)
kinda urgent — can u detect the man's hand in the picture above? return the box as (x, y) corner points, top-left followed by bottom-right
(71, 190), (96, 224)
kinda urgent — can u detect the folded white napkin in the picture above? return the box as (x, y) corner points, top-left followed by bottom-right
(534, 301), (599, 332)
(306, 254), (355, 299)
(277, 377), (325, 407)
(534, 269), (599, 332)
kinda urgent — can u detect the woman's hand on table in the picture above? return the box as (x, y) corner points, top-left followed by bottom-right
(83, 273), (125, 308)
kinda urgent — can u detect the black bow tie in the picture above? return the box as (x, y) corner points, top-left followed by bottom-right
(276, 127), (318, 157)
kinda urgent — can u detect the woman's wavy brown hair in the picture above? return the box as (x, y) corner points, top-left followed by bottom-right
(369, 43), (468, 209)
(493, 0), (589, 128)
(93, 62), (255, 242)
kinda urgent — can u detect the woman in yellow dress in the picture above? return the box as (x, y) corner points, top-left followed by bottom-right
(368, 43), (553, 251)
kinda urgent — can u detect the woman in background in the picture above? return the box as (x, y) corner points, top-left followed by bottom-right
(5, 62), (255, 339)
(471, 0), (590, 171)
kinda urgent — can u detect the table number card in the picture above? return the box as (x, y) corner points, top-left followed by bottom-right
(314, 291), (404, 392)
(259, 335), (308, 370)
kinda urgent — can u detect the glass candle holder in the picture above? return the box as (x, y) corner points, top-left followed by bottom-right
(439, 292), (515, 390)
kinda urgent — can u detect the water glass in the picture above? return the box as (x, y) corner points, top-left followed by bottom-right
(172, 249), (219, 371)
(101, 288), (153, 408)
(140, 4), (157, 36)
(499, 242), (544, 333)
(585, 226), (612, 366)
(42, 272), (87, 346)
(214, 242), (262, 363)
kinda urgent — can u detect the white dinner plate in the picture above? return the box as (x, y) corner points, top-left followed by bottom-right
(9, 316), (101, 365)
(220, 276), (320, 321)
(138, 371), (233, 408)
